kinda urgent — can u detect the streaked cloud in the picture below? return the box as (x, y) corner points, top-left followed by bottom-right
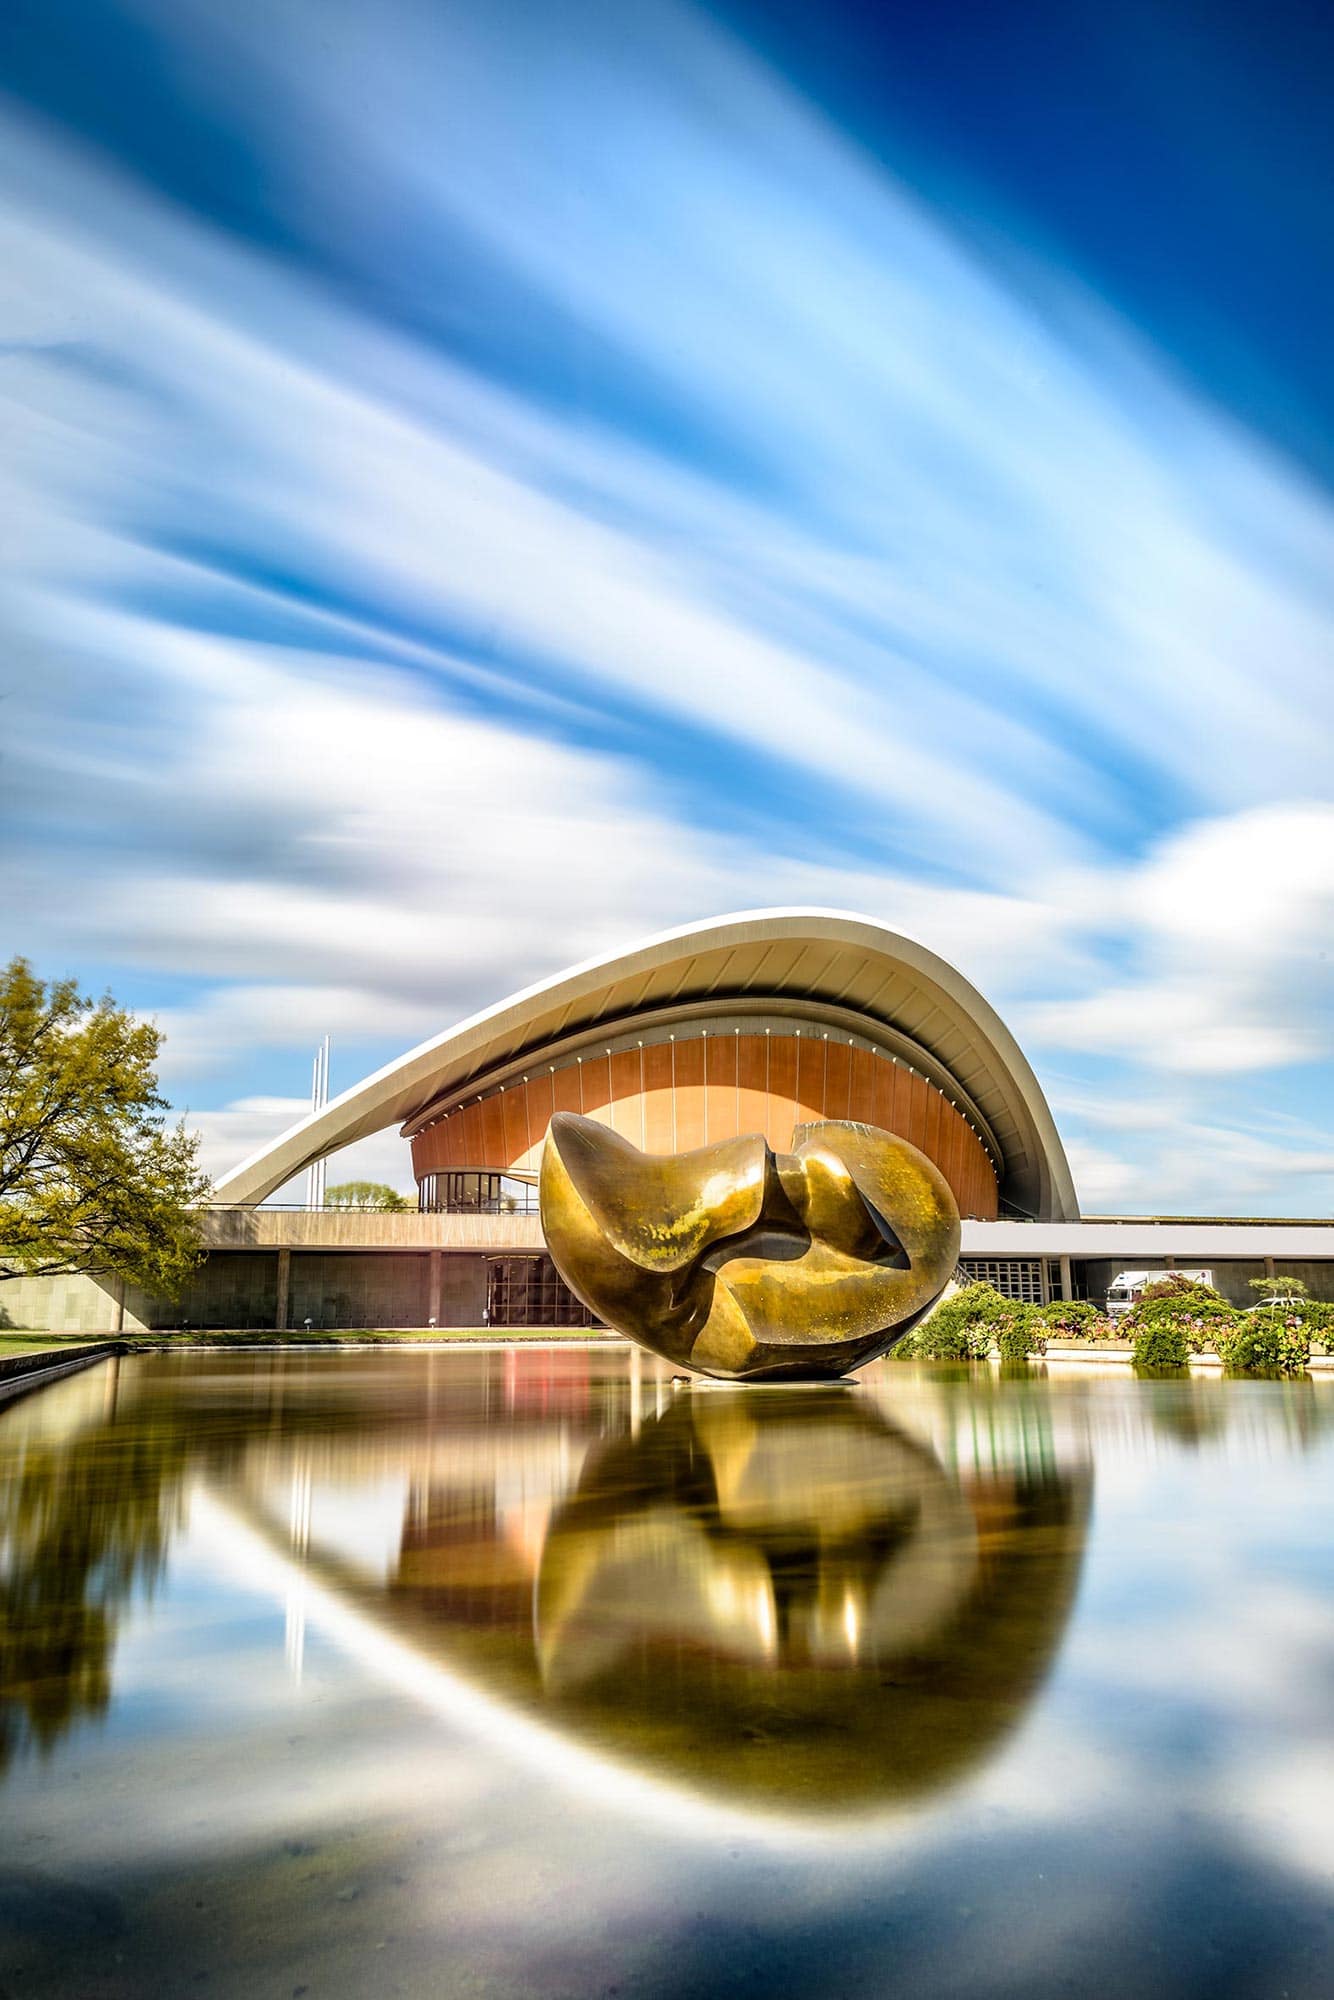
(1023, 805), (1334, 1073)
(0, 0), (1330, 1211)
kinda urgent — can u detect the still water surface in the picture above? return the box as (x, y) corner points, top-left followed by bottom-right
(1, 1348), (1331, 1997)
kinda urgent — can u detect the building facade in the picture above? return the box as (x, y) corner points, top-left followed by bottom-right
(7, 910), (1331, 1331)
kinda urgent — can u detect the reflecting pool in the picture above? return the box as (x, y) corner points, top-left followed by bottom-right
(2, 1349), (1331, 1997)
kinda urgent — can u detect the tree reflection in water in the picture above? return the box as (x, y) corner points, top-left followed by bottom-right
(0, 1408), (187, 1769)
(0, 1357), (380, 1772)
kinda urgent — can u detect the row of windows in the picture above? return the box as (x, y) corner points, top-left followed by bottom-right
(958, 1258), (1047, 1304)
(484, 1256), (1049, 1325)
(419, 1172), (538, 1214)
(486, 1256), (595, 1328)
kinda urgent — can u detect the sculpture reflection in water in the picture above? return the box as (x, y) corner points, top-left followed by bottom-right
(527, 1386), (1090, 1812)
(540, 1112), (961, 1379)
(0, 1351), (1092, 1824)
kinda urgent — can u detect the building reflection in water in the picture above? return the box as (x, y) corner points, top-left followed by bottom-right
(0, 1347), (1112, 1819)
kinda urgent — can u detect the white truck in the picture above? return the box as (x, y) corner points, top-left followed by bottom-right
(1105, 1270), (1214, 1320)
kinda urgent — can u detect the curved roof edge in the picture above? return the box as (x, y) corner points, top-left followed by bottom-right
(211, 908), (1079, 1219)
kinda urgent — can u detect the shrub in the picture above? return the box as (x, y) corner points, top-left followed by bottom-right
(996, 1305), (1044, 1363)
(1132, 1321), (1191, 1370)
(902, 1317), (986, 1361)
(1172, 1314), (1236, 1354)
(1126, 1276), (1241, 1356)
(1306, 1302), (1334, 1354)
(1217, 1317), (1311, 1376)
(1129, 1276), (1235, 1328)
(1260, 1296), (1333, 1347)
(904, 1282), (1038, 1362)
(1038, 1299), (1096, 1333)
(1037, 1300), (1117, 1342)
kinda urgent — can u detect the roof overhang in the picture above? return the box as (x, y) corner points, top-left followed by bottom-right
(211, 909), (1079, 1219)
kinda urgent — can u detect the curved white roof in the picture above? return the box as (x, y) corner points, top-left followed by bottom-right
(211, 909), (1079, 1219)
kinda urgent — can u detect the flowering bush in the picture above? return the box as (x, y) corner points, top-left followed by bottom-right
(1125, 1277), (1241, 1356)
(1308, 1306), (1334, 1356)
(1176, 1314), (1233, 1353)
(1038, 1299), (1096, 1334)
(1217, 1316), (1311, 1376)
(903, 1282), (1035, 1361)
(1132, 1321), (1191, 1370)
(1037, 1300), (1119, 1341)
(900, 1317), (987, 1361)
(1129, 1277), (1236, 1327)
(1252, 1295), (1334, 1351)
(996, 1305), (1044, 1363)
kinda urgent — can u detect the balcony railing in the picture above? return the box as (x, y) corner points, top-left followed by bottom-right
(204, 1198), (542, 1215)
(421, 1195), (541, 1216)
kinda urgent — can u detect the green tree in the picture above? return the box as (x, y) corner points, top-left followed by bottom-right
(1132, 1275), (1235, 1322)
(0, 958), (207, 1294)
(1249, 1276), (1309, 1305)
(1244, 1278), (1331, 1345)
(325, 1180), (412, 1211)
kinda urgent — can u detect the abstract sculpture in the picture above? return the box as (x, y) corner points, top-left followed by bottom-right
(539, 1111), (960, 1379)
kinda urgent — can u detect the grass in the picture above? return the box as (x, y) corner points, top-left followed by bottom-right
(125, 1325), (616, 1347)
(4, 1325), (618, 1351)
(0, 1333), (104, 1358)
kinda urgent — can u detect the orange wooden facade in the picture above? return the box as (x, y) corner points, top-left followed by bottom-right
(410, 1031), (999, 1219)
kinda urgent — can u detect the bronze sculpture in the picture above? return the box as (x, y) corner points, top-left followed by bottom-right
(540, 1111), (960, 1379)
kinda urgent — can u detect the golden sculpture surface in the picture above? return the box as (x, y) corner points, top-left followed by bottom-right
(540, 1111), (960, 1379)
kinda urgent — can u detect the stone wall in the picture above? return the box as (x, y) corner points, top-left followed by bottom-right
(0, 1271), (124, 1334)
(1, 1250), (493, 1331)
(288, 1252), (429, 1330)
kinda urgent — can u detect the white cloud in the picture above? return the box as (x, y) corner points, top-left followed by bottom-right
(1025, 805), (1334, 1073)
(0, 140), (1068, 889)
(1059, 1139), (1144, 1210)
(150, 986), (444, 1083)
(1062, 1124), (1334, 1215)
(6, 586), (1097, 1026)
(184, 1096), (308, 1185)
(4, 5), (1334, 887)
(186, 1095), (419, 1196)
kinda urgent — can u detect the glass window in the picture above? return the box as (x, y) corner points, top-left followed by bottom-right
(486, 1257), (595, 1327)
(958, 1258), (1046, 1304)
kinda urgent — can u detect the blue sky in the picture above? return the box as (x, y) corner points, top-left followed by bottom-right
(1, 0), (1331, 1210)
